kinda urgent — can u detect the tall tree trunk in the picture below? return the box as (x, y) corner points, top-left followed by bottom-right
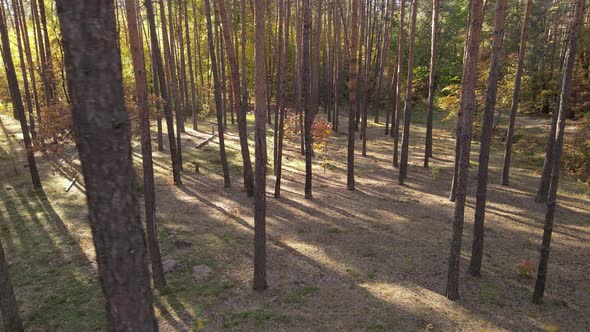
(347, 0), (359, 191)
(303, 0), (313, 199)
(124, 0), (166, 290)
(218, 0), (255, 196)
(311, 0), (322, 117)
(0, 0), (42, 191)
(391, 0), (405, 168)
(398, 0), (418, 184)
(501, 0), (532, 186)
(533, 0), (584, 305)
(333, 1), (341, 133)
(240, 0), (248, 125)
(147, 0), (182, 185)
(55, 1), (157, 329)
(275, 0), (290, 198)
(424, 0), (440, 167)
(468, 0), (507, 277)
(184, 0), (198, 131)
(445, 0), (484, 302)
(273, 0), (285, 175)
(253, 0), (268, 291)
(0, 239), (23, 332)
(13, 0), (36, 139)
(204, 0), (231, 188)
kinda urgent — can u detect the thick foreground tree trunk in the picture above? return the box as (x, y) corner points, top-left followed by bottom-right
(55, 1), (157, 329)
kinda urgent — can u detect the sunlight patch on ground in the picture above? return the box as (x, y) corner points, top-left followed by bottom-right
(359, 281), (506, 331)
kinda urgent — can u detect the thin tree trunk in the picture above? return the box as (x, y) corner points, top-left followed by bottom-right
(0, 1), (42, 191)
(55, 1), (157, 328)
(533, 0), (584, 305)
(392, 0), (405, 167)
(501, 0), (532, 186)
(0, 239), (23, 332)
(275, 0), (290, 198)
(424, 0), (440, 167)
(253, 0), (268, 291)
(398, 0), (418, 184)
(445, 0), (485, 301)
(13, 0), (36, 139)
(124, 0), (166, 290)
(218, 0), (255, 196)
(204, 0), (231, 188)
(148, 0), (182, 185)
(347, 0), (359, 191)
(303, 0), (313, 198)
(273, 0), (285, 175)
(468, 0), (507, 277)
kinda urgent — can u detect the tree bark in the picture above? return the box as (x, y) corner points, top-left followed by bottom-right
(0, 1), (42, 191)
(275, 0), (290, 198)
(303, 0), (315, 199)
(55, 1), (157, 329)
(445, 0), (485, 301)
(147, 0), (182, 185)
(347, 0), (359, 191)
(468, 0), (507, 277)
(398, 0), (418, 184)
(124, 0), (166, 290)
(391, 0), (405, 168)
(253, 0), (268, 291)
(0, 239), (23, 332)
(424, 0), (440, 167)
(218, 0), (255, 196)
(501, 0), (532, 186)
(533, 0), (584, 305)
(204, 0), (231, 188)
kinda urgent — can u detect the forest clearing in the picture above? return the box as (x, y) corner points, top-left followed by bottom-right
(1, 110), (588, 331)
(1, 0), (590, 331)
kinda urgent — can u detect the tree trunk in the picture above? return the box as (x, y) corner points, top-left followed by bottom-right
(55, 1), (157, 329)
(218, 0), (255, 196)
(398, 0), (418, 184)
(124, 0), (166, 290)
(347, 0), (359, 191)
(468, 0), (507, 277)
(424, 0), (440, 167)
(0, 1), (42, 191)
(273, 0), (285, 176)
(391, 0), (405, 167)
(303, 0), (314, 199)
(275, 0), (290, 198)
(148, 0), (182, 185)
(253, 0), (268, 291)
(445, 0), (485, 302)
(0, 239), (23, 332)
(204, 0), (231, 188)
(533, 0), (584, 305)
(501, 0), (532, 186)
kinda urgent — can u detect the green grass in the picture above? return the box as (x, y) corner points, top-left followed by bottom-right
(284, 286), (318, 304)
(224, 306), (289, 328)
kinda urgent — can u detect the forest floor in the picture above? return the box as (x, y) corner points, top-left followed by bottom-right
(0, 108), (589, 332)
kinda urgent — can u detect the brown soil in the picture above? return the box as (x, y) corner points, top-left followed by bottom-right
(1, 111), (588, 331)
